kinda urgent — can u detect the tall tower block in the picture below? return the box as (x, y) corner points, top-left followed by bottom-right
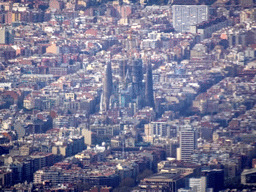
(102, 61), (113, 111)
(172, 5), (209, 32)
(179, 130), (197, 161)
(145, 63), (155, 108)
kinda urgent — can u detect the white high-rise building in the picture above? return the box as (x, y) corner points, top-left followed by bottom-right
(0, 27), (14, 44)
(189, 177), (206, 192)
(179, 130), (197, 161)
(172, 5), (209, 32)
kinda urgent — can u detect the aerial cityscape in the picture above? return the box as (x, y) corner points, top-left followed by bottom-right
(0, 0), (256, 191)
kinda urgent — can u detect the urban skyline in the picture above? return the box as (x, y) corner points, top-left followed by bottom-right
(0, 0), (255, 192)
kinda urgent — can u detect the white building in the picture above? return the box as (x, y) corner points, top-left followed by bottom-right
(179, 130), (197, 161)
(172, 5), (209, 32)
(189, 177), (206, 192)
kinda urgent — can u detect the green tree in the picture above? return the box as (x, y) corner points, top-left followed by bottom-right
(137, 169), (153, 181)
(113, 186), (133, 192)
(119, 177), (135, 188)
(113, 177), (135, 192)
(74, 181), (91, 192)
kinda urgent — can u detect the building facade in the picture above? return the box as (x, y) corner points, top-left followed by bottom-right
(172, 5), (209, 32)
(179, 130), (197, 161)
